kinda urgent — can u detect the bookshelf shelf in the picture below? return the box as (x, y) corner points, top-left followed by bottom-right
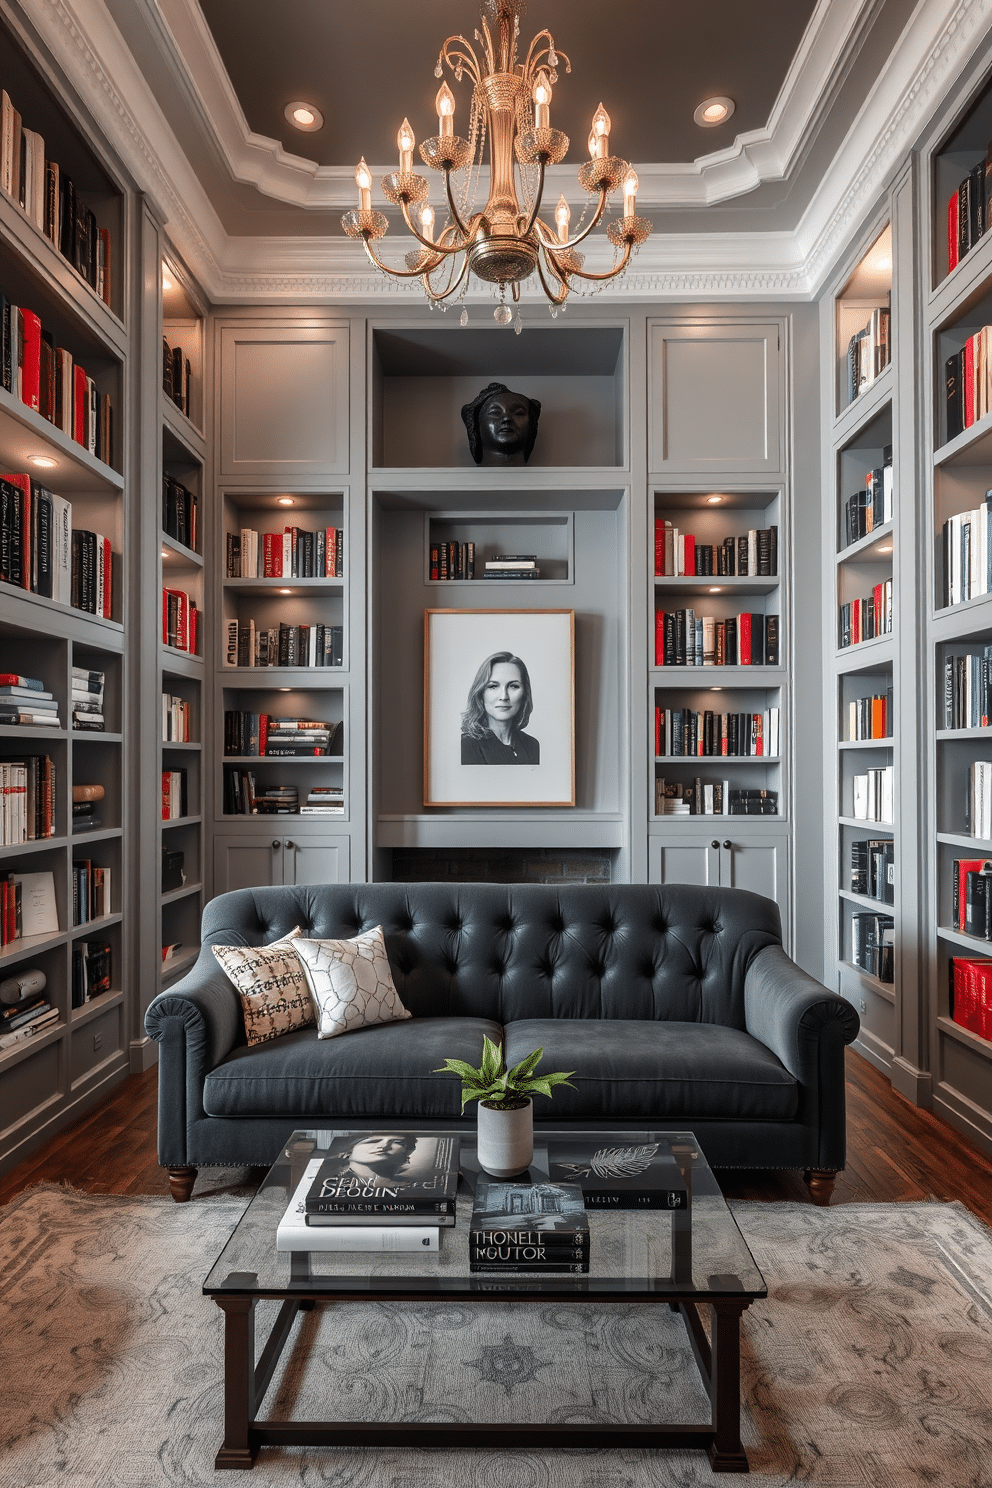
(0, 385), (123, 488)
(653, 576), (779, 598)
(69, 987), (124, 1024)
(838, 738), (892, 751)
(161, 394), (206, 456)
(838, 815), (893, 832)
(0, 930), (67, 963)
(161, 882), (203, 906)
(0, 1019), (65, 1069)
(224, 577), (344, 594)
(69, 912), (122, 938)
(937, 1013), (992, 1052)
(162, 947), (200, 980)
(838, 523), (894, 564)
(841, 960), (897, 1004)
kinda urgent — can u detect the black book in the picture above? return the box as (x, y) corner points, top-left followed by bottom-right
(969, 160), (985, 249)
(0, 293), (10, 393)
(35, 486), (52, 598)
(469, 1179), (589, 1271)
(547, 1139), (688, 1210)
(304, 1133), (460, 1215)
(765, 614), (779, 666)
(947, 352), (963, 442)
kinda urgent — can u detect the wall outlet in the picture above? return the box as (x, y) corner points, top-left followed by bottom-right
(859, 999), (867, 1013)
(93, 1031), (103, 1052)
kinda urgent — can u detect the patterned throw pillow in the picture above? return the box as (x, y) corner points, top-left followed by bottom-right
(212, 927), (314, 1046)
(292, 925), (411, 1040)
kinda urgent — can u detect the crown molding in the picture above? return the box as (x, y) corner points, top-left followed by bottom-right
(24, 0), (992, 306)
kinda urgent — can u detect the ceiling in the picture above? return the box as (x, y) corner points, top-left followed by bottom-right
(32, 0), (992, 300)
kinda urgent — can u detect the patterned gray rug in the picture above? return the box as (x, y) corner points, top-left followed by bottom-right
(2, 1186), (992, 1487)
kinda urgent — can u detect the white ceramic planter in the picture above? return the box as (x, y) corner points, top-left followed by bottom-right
(476, 1098), (534, 1177)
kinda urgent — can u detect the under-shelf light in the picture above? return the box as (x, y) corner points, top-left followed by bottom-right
(30, 455), (57, 469)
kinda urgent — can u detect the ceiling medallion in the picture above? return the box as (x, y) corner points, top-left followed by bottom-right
(341, 0), (651, 325)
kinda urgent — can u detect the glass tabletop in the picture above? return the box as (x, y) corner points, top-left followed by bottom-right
(204, 1128), (767, 1300)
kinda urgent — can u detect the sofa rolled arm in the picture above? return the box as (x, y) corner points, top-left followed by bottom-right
(744, 943), (860, 1084)
(144, 949), (242, 1168)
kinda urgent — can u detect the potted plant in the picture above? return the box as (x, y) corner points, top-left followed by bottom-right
(435, 1035), (575, 1177)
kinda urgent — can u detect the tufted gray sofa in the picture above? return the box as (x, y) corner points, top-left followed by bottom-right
(144, 881), (859, 1204)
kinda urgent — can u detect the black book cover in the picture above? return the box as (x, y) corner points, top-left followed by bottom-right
(547, 1140), (688, 1209)
(737, 534), (748, 575)
(947, 352), (963, 442)
(960, 171), (973, 257)
(724, 615), (737, 665)
(35, 486), (52, 598)
(305, 1133), (460, 1214)
(470, 1179), (589, 1254)
(0, 293), (10, 394)
(765, 614), (779, 666)
(970, 161), (985, 246)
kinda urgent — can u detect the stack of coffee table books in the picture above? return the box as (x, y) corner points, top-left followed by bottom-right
(468, 1180), (591, 1273)
(276, 1132), (459, 1252)
(546, 1138), (689, 1210)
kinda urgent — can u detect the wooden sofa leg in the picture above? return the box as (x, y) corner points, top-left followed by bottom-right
(168, 1166), (197, 1203)
(803, 1169), (836, 1206)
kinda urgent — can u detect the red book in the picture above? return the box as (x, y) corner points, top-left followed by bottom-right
(430, 543), (439, 581)
(965, 335), (976, 429)
(259, 714), (268, 755)
(754, 714), (763, 757)
(655, 610), (665, 666)
(682, 534), (695, 578)
(263, 532), (276, 577)
(873, 582), (882, 634)
(73, 364), (88, 445)
(161, 771), (170, 822)
(17, 309), (42, 412)
(189, 600), (197, 656)
(326, 527), (337, 577)
(102, 537), (112, 619)
(654, 518), (665, 576)
(948, 190), (960, 272)
(2, 473), (32, 589)
(738, 611), (752, 665)
(654, 706), (661, 757)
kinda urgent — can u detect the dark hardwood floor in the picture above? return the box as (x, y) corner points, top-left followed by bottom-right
(2, 1047), (992, 1223)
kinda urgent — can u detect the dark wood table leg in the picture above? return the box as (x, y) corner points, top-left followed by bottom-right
(215, 1297), (258, 1470)
(707, 1300), (749, 1473)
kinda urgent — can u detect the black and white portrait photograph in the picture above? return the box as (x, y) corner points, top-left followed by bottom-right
(424, 609), (575, 807)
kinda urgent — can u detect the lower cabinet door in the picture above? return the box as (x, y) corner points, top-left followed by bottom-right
(648, 831), (790, 941)
(648, 838), (721, 887)
(283, 836), (350, 886)
(212, 835), (285, 894)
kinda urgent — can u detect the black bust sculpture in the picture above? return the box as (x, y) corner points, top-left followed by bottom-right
(461, 381), (541, 466)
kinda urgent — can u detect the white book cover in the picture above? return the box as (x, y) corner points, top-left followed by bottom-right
(283, 531), (292, 575)
(880, 765), (894, 824)
(12, 871), (59, 936)
(277, 1159), (441, 1252)
(853, 774), (868, 820)
(50, 494), (72, 606)
(721, 779), (730, 815)
(882, 463), (893, 523)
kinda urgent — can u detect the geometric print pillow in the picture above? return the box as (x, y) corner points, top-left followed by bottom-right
(211, 927), (314, 1047)
(291, 925), (411, 1040)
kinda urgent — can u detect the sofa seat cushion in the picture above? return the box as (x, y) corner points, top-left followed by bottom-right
(203, 1016), (502, 1121)
(504, 1019), (799, 1124)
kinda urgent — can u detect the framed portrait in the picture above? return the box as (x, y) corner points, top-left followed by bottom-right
(424, 609), (575, 807)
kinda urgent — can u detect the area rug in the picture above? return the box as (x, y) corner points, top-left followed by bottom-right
(2, 1189), (992, 1487)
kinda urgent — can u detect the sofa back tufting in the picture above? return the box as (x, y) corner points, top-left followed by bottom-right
(201, 881), (782, 1032)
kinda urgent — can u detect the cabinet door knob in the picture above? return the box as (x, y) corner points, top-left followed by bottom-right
(272, 840), (281, 850)
(722, 839), (732, 850)
(711, 839), (720, 849)
(285, 840), (295, 850)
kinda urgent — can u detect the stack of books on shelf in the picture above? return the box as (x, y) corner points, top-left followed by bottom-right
(301, 786), (344, 815)
(838, 582), (892, 648)
(1, 869), (57, 948)
(952, 857), (992, 940)
(161, 768), (188, 821)
(72, 782), (104, 834)
(848, 692), (891, 740)
(949, 957), (992, 1041)
(655, 706), (780, 758)
(482, 554), (540, 581)
(851, 838), (895, 904)
(654, 523), (778, 577)
(227, 526), (343, 578)
(944, 650), (992, 729)
(654, 611), (778, 666)
(941, 494), (992, 607)
(0, 757), (55, 843)
(846, 306), (890, 403)
(162, 477), (198, 552)
(277, 1134), (460, 1253)
(72, 667), (104, 730)
(0, 969), (57, 1048)
(1, 476), (112, 613)
(71, 938), (111, 1007)
(656, 777), (727, 816)
(852, 765), (893, 822)
(223, 713), (342, 758)
(947, 150), (992, 272)
(162, 693), (191, 742)
(162, 341), (191, 418)
(851, 912), (894, 982)
(966, 763), (992, 840)
(431, 541), (475, 580)
(946, 332), (992, 442)
(842, 452), (893, 546)
(162, 588), (198, 654)
(469, 1180), (589, 1273)
(72, 859), (110, 924)
(0, 303), (113, 461)
(222, 771), (300, 815)
(225, 620), (342, 668)
(0, 90), (112, 303)
(0, 673), (60, 727)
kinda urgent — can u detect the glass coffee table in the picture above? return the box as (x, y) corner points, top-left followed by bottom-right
(204, 1127), (766, 1473)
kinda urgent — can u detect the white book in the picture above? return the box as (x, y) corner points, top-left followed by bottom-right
(703, 782), (714, 814)
(882, 463), (893, 523)
(880, 765), (894, 824)
(12, 871), (59, 936)
(50, 494), (72, 606)
(276, 1160), (441, 1252)
(0, 91), (14, 195)
(722, 779), (730, 815)
(853, 773), (868, 820)
(283, 531), (292, 575)
(702, 614), (715, 666)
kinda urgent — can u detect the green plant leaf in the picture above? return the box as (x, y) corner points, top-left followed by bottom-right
(432, 1057), (481, 1080)
(506, 1046), (544, 1085)
(479, 1036), (505, 1085)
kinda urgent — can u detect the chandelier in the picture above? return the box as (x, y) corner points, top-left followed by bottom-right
(341, 0), (651, 325)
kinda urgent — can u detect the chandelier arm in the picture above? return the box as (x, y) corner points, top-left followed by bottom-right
(521, 32), (571, 78)
(548, 185), (610, 251)
(546, 236), (635, 283)
(535, 253), (570, 305)
(421, 249), (472, 303)
(361, 234), (446, 280)
(443, 167), (476, 241)
(519, 158), (548, 238)
(439, 36), (483, 86)
(398, 197), (469, 257)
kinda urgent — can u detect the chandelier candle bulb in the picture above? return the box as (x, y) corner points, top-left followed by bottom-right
(592, 104), (611, 158)
(533, 70), (552, 128)
(555, 195), (570, 242)
(436, 82), (455, 136)
(623, 169), (638, 218)
(421, 203), (435, 241)
(355, 158), (372, 211)
(397, 118), (415, 172)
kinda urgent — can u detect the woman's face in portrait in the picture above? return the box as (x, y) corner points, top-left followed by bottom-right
(483, 662), (525, 727)
(480, 393), (530, 455)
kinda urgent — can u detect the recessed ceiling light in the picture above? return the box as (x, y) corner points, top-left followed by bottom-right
(162, 267), (174, 291)
(162, 548), (170, 559)
(709, 586), (721, 593)
(280, 588), (292, 595)
(280, 687), (292, 692)
(706, 494), (723, 504)
(285, 101), (323, 132)
(30, 455), (57, 469)
(711, 687), (723, 692)
(277, 497), (295, 506)
(694, 96), (735, 128)
(878, 544), (892, 553)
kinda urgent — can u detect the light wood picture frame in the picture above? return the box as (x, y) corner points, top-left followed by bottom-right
(423, 609), (575, 807)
